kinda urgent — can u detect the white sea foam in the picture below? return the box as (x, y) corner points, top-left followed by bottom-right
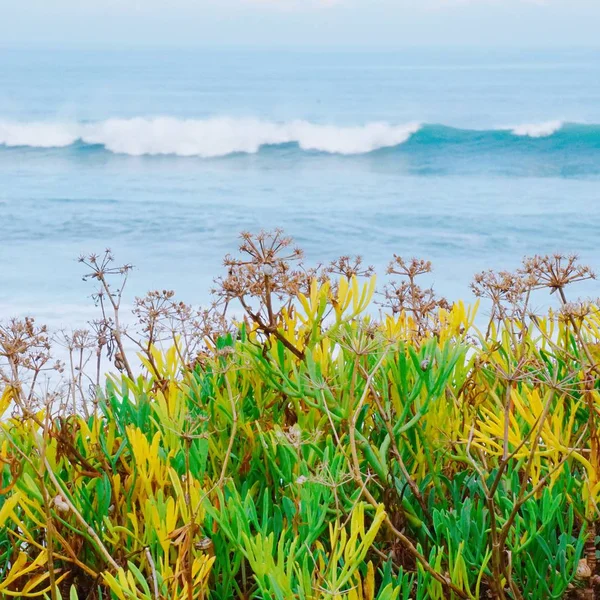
(0, 121), (78, 147)
(0, 117), (422, 156)
(510, 120), (564, 138)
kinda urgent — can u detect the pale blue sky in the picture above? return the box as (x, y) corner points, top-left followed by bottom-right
(0, 0), (598, 47)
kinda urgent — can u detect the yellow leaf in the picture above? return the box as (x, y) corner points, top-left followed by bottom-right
(364, 561), (375, 600)
(0, 491), (21, 527)
(0, 385), (15, 418)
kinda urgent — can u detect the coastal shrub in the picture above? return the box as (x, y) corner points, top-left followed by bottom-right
(0, 232), (599, 599)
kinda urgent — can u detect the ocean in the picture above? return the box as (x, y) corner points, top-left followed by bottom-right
(1, 46), (600, 327)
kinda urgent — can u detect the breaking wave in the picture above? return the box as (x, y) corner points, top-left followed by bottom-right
(509, 120), (565, 138)
(0, 118), (421, 156)
(0, 117), (597, 157)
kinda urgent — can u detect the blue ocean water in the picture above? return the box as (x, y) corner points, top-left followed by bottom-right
(1, 46), (600, 326)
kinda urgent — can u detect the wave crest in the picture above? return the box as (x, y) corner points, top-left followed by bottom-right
(0, 117), (422, 157)
(510, 120), (565, 138)
(0, 117), (591, 157)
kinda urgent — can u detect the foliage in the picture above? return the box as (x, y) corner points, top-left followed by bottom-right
(0, 232), (599, 599)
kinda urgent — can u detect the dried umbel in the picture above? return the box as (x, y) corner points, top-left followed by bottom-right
(215, 229), (305, 307)
(388, 256), (433, 280)
(322, 255), (375, 299)
(185, 306), (232, 353)
(54, 329), (97, 415)
(0, 317), (53, 375)
(133, 289), (232, 368)
(520, 254), (595, 296)
(326, 255), (375, 280)
(55, 328), (96, 354)
(213, 230), (309, 359)
(0, 318), (62, 412)
(78, 249), (133, 299)
(381, 256), (450, 336)
(133, 289), (195, 352)
(79, 249), (134, 379)
(383, 280), (449, 316)
(470, 269), (537, 335)
(471, 269), (531, 306)
(559, 300), (599, 324)
(133, 289), (180, 336)
(519, 255), (598, 374)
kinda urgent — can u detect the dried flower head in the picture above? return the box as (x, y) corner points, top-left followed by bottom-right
(0, 318), (62, 408)
(215, 230), (305, 305)
(80, 249), (134, 378)
(381, 255), (449, 337)
(558, 300), (598, 323)
(57, 329), (96, 353)
(520, 254), (595, 295)
(326, 255), (375, 280)
(387, 256), (432, 279)
(213, 230), (312, 359)
(471, 270), (530, 305)
(79, 250), (133, 304)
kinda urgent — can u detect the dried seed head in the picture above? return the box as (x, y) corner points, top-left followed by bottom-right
(559, 300), (596, 322)
(380, 255), (449, 337)
(326, 255), (374, 279)
(520, 254), (595, 293)
(387, 256), (432, 278)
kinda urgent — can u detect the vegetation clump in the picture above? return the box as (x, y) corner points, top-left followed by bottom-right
(1, 230), (600, 599)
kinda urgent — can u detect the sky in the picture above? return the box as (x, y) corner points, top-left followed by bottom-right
(0, 0), (598, 47)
